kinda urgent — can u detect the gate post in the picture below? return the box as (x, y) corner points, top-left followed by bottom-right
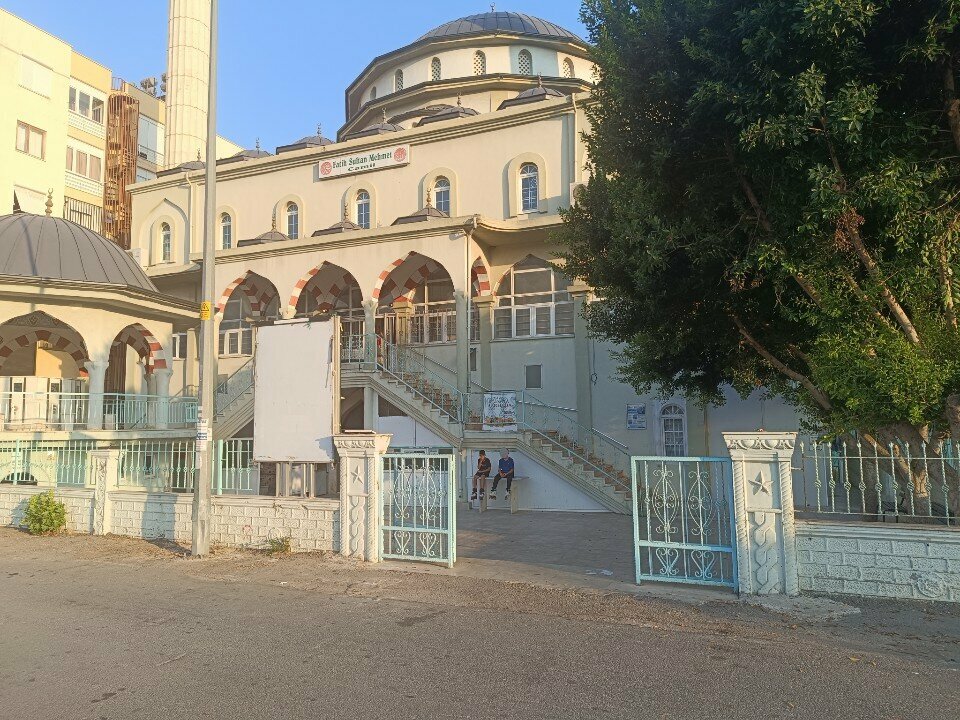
(723, 432), (800, 596)
(89, 448), (121, 536)
(334, 431), (392, 562)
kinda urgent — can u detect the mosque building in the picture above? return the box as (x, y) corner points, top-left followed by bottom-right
(0, 8), (798, 516)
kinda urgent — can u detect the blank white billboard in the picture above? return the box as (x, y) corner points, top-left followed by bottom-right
(253, 319), (337, 463)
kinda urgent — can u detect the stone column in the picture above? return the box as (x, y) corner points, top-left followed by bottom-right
(455, 290), (470, 396)
(393, 297), (414, 346)
(83, 359), (108, 430)
(473, 295), (495, 390)
(362, 299), (378, 370)
(142, 364), (158, 428)
(334, 432), (392, 562)
(153, 368), (173, 428)
(363, 386), (378, 431)
(723, 432), (800, 596)
(569, 284), (593, 440)
(185, 327), (200, 391)
(89, 448), (121, 536)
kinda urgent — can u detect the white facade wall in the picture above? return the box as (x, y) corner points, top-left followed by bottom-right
(796, 521), (960, 602)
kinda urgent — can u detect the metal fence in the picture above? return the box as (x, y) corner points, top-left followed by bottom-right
(0, 392), (197, 431)
(0, 440), (96, 486)
(117, 440), (197, 491)
(795, 438), (958, 525)
(216, 439), (257, 494)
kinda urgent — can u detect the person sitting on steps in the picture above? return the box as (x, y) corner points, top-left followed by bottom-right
(470, 450), (491, 501)
(490, 449), (515, 501)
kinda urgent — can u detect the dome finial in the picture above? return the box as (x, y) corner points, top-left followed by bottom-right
(45, 189), (53, 216)
(537, 73), (543, 88)
(197, 149), (202, 162)
(381, 108), (388, 124)
(457, 93), (462, 107)
(271, 209), (277, 232)
(317, 123), (322, 137)
(255, 137), (261, 151)
(426, 186), (433, 208)
(490, 3), (495, 11)
(343, 202), (349, 221)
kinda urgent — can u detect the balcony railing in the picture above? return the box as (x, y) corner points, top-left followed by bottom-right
(0, 392), (197, 431)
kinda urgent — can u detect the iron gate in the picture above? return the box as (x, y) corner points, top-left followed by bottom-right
(631, 456), (737, 589)
(380, 452), (456, 567)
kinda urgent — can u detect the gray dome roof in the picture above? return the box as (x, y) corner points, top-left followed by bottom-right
(418, 12), (583, 43)
(0, 212), (157, 292)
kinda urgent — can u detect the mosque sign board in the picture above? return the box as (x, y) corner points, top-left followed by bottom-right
(482, 392), (518, 432)
(318, 144), (410, 179)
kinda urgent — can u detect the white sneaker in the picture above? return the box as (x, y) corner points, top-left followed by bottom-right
(505, 491), (511, 500)
(489, 493), (496, 500)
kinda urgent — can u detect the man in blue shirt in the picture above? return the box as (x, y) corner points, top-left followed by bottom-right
(490, 449), (515, 500)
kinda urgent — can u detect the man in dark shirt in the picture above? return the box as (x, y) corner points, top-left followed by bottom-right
(470, 450), (491, 501)
(490, 449), (515, 500)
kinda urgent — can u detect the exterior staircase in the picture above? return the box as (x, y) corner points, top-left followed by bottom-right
(212, 358), (254, 439)
(345, 339), (632, 514)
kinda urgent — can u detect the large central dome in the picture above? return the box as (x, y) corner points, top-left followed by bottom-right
(0, 212), (158, 292)
(418, 11), (583, 44)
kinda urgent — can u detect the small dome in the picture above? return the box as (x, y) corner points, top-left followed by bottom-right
(498, 77), (565, 110)
(416, 98), (480, 127)
(344, 110), (403, 140)
(313, 207), (362, 237)
(218, 142), (272, 165)
(0, 212), (157, 292)
(276, 126), (335, 154)
(157, 159), (205, 177)
(418, 12), (583, 44)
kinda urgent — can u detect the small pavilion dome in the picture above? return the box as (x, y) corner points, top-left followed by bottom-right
(498, 76), (565, 110)
(276, 126), (335, 154)
(344, 109), (404, 140)
(0, 211), (157, 292)
(416, 97), (480, 127)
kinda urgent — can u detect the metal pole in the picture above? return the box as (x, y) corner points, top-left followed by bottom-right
(192, 0), (218, 556)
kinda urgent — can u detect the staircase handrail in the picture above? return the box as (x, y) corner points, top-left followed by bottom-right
(521, 393), (629, 451)
(215, 357), (255, 418)
(402, 343), (490, 393)
(377, 336), (464, 424)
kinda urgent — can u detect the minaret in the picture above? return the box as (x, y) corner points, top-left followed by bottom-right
(164, 0), (211, 169)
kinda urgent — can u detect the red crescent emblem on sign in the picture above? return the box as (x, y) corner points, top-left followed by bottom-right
(320, 161), (333, 176)
(393, 147), (407, 163)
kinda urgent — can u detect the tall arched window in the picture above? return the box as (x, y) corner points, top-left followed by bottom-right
(473, 51), (486, 76)
(562, 58), (574, 78)
(160, 222), (171, 262)
(431, 57), (441, 82)
(660, 404), (687, 456)
(434, 176), (450, 215)
(520, 163), (539, 213)
(518, 49), (533, 75)
(395, 69), (404, 91)
(220, 212), (232, 249)
(356, 190), (370, 229)
(286, 201), (299, 239)
(494, 256), (573, 339)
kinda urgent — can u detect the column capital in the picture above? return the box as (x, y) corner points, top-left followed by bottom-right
(152, 367), (174, 379)
(334, 431), (392, 457)
(82, 359), (109, 373)
(472, 294), (496, 307)
(568, 282), (593, 299)
(723, 432), (797, 460)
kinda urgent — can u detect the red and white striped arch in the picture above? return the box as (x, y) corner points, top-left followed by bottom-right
(216, 271), (280, 318)
(113, 323), (168, 372)
(288, 263), (360, 316)
(471, 257), (491, 296)
(374, 253), (449, 307)
(0, 329), (88, 371)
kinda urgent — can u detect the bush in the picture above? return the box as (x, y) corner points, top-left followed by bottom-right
(265, 535), (292, 554)
(23, 490), (66, 535)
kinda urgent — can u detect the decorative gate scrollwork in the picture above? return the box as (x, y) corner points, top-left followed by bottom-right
(381, 453), (456, 567)
(632, 456), (737, 589)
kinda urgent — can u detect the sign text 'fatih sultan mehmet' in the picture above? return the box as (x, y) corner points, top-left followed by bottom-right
(318, 145), (410, 179)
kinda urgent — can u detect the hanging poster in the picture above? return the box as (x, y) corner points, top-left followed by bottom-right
(482, 392), (517, 432)
(626, 403), (646, 430)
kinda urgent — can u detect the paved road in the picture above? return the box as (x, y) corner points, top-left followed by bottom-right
(0, 531), (957, 719)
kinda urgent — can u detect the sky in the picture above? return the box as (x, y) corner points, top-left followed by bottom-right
(3, 1), (589, 150)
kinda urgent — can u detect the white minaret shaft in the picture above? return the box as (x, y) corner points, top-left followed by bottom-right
(165, 0), (211, 169)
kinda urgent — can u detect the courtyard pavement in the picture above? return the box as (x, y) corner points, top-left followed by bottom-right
(0, 528), (958, 719)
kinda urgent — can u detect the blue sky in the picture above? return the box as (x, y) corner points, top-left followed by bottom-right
(4, 1), (587, 150)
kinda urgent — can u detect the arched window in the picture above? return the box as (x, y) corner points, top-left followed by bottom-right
(395, 69), (404, 92)
(494, 256), (573, 339)
(562, 58), (574, 78)
(431, 57), (441, 82)
(160, 222), (171, 262)
(356, 190), (370, 229)
(473, 51), (486, 76)
(434, 176), (450, 215)
(219, 294), (253, 357)
(286, 201), (299, 239)
(370, 86), (377, 102)
(518, 49), (533, 76)
(220, 212), (232, 249)
(520, 163), (539, 213)
(409, 268), (456, 344)
(660, 404), (687, 456)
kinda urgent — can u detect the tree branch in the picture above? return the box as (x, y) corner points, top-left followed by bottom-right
(943, 53), (960, 155)
(840, 269), (896, 330)
(730, 313), (833, 412)
(939, 229), (958, 330)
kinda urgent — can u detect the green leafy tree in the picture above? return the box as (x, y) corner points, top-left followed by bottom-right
(561, 0), (960, 505)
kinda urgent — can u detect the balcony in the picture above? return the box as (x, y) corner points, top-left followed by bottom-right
(0, 392), (197, 433)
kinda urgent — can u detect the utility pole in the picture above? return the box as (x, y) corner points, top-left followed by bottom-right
(192, 0), (218, 556)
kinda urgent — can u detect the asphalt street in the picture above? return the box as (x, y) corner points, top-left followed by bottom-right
(0, 531), (957, 720)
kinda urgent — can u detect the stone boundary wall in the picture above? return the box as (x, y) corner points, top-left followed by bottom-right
(0, 487), (339, 553)
(0, 486), (94, 534)
(796, 520), (960, 603)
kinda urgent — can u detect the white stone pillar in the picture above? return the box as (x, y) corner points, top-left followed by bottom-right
(363, 386), (378, 431)
(334, 432), (392, 562)
(186, 327), (200, 391)
(154, 368), (173, 428)
(83, 359), (108, 430)
(455, 290), (470, 396)
(569, 284), (593, 441)
(89, 448), (121, 536)
(473, 295), (495, 390)
(723, 432), (800, 596)
(362, 299), (378, 370)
